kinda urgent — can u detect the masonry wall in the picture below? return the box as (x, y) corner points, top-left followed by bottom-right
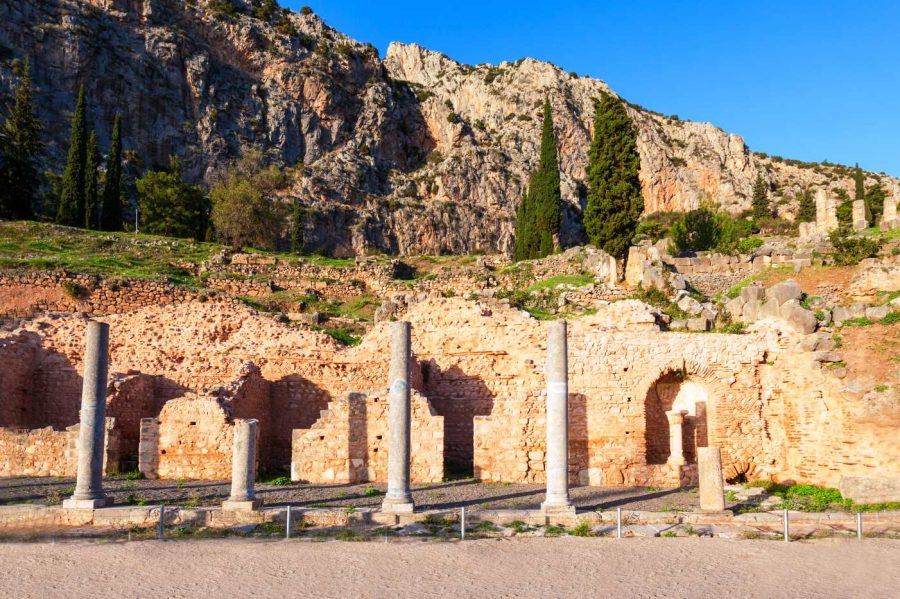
(291, 389), (444, 484)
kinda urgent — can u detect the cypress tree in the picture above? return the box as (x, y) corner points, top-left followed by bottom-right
(583, 92), (643, 261)
(796, 188), (815, 223)
(84, 131), (100, 229)
(854, 163), (871, 223)
(751, 175), (769, 219)
(513, 99), (561, 261)
(100, 114), (123, 231)
(0, 58), (43, 220)
(57, 86), (87, 226)
(290, 196), (304, 253)
(865, 182), (886, 225)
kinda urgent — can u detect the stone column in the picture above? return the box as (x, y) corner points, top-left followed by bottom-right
(665, 410), (687, 467)
(222, 419), (262, 510)
(541, 320), (574, 514)
(852, 199), (867, 230)
(881, 189), (898, 230)
(64, 321), (112, 509)
(382, 321), (414, 513)
(814, 189), (827, 233)
(698, 446), (726, 511)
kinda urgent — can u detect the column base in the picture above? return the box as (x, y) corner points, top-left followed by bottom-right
(222, 498), (263, 511)
(667, 457), (686, 467)
(63, 496), (111, 509)
(381, 498), (415, 513)
(540, 501), (576, 516)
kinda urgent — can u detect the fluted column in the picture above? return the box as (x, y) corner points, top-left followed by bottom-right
(382, 321), (414, 513)
(541, 320), (574, 514)
(64, 321), (111, 509)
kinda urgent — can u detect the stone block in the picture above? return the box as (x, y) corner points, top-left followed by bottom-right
(785, 305), (818, 334)
(741, 299), (760, 322)
(765, 279), (802, 306)
(839, 476), (900, 504)
(687, 316), (711, 332)
(62, 497), (112, 510)
(865, 305), (890, 321)
(740, 284), (765, 303)
(676, 293), (703, 316)
(222, 499), (263, 511)
(724, 296), (745, 321)
(832, 303), (866, 325)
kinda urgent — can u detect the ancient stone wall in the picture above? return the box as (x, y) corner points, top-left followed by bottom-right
(291, 390), (443, 484)
(0, 271), (201, 320)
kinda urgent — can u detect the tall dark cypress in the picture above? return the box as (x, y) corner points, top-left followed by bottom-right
(0, 58), (43, 220)
(101, 114), (123, 231)
(290, 196), (304, 253)
(57, 86), (87, 226)
(854, 163), (871, 223)
(751, 175), (769, 219)
(84, 130), (100, 229)
(513, 98), (561, 261)
(583, 92), (643, 261)
(796, 188), (815, 223)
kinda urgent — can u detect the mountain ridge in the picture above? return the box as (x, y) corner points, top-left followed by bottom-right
(1, 0), (896, 256)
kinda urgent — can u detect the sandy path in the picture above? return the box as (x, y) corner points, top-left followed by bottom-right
(1, 537), (897, 599)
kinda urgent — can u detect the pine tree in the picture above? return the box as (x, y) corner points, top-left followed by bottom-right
(513, 99), (561, 261)
(100, 114), (123, 231)
(57, 86), (87, 226)
(751, 175), (769, 219)
(83, 131), (101, 229)
(854, 163), (871, 223)
(0, 58), (43, 220)
(583, 92), (643, 261)
(796, 188), (815, 223)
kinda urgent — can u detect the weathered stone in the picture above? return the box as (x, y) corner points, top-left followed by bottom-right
(676, 293), (704, 316)
(686, 316), (711, 332)
(865, 305), (890, 321)
(839, 476), (900, 504)
(765, 279), (802, 306)
(785, 305), (818, 334)
(724, 296), (745, 322)
(852, 200), (867, 230)
(698, 446), (726, 511)
(222, 419), (262, 511)
(832, 304), (866, 326)
(740, 285), (765, 303)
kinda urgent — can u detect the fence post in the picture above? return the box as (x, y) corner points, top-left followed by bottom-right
(286, 505), (292, 540)
(783, 509), (789, 543)
(460, 507), (466, 541)
(616, 507), (622, 539)
(158, 505), (165, 540)
(856, 512), (862, 540)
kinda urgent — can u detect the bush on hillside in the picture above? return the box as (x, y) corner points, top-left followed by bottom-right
(828, 228), (883, 265)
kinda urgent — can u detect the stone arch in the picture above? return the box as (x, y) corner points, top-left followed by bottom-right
(636, 360), (729, 467)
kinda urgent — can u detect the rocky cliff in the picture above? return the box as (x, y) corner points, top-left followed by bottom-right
(1, 0), (896, 255)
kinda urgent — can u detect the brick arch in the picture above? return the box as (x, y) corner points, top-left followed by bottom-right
(633, 357), (759, 477)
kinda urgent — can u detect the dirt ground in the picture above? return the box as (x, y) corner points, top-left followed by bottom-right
(0, 537), (896, 598)
(0, 476), (718, 512)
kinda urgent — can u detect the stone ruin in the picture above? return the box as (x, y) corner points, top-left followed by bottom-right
(1, 297), (897, 506)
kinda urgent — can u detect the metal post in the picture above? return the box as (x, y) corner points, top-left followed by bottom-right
(616, 507), (622, 539)
(783, 509), (789, 543)
(856, 512), (862, 540)
(286, 505), (292, 540)
(158, 505), (165, 540)
(460, 507), (466, 541)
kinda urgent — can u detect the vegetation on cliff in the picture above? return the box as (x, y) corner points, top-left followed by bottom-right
(583, 93), (643, 261)
(0, 59), (42, 220)
(513, 99), (561, 261)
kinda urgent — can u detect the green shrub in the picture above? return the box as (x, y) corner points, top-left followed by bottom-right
(841, 317), (873, 327)
(300, 5), (313, 15)
(61, 280), (88, 299)
(324, 327), (361, 346)
(736, 236), (764, 253)
(829, 229), (883, 265)
(634, 219), (668, 242)
(363, 486), (381, 497)
(669, 205), (754, 254)
(881, 311), (900, 325)
(447, 112), (461, 124)
(570, 521), (594, 537)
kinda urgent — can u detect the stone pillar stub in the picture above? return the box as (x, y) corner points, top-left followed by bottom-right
(665, 410), (687, 467)
(852, 199), (867, 230)
(541, 320), (575, 515)
(881, 186), (898, 230)
(698, 446), (726, 511)
(223, 418), (262, 511)
(64, 321), (112, 509)
(382, 321), (414, 513)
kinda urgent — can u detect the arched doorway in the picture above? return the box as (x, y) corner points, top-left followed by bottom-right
(644, 371), (710, 465)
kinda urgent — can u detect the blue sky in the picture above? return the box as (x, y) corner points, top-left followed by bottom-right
(284, 1), (900, 177)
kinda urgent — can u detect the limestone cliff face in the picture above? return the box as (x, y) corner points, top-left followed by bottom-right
(1, 1), (896, 256)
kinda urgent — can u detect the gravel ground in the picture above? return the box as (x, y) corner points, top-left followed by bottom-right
(1, 537), (897, 599)
(0, 475), (725, 511)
